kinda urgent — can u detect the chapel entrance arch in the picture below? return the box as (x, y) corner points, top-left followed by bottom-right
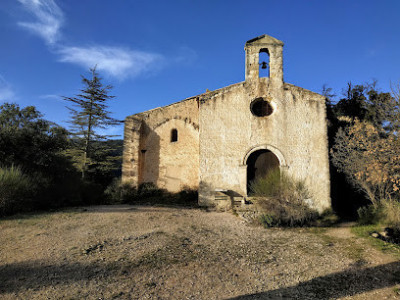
(245, 148), (280, 196)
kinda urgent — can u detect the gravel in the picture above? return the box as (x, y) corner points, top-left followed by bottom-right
(0, 205), (399, 299)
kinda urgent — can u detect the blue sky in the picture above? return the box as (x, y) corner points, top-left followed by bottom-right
(1, 0), (399, 137)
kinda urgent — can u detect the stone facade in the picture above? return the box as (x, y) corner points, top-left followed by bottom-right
(122, 34), (331, 212)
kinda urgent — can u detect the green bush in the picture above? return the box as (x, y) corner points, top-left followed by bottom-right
(105, 180), (198, 206)
(0, 165), (35, 216)
(173, 187), (198, 205)
(357, 200), (400, 234)
(104, 179), (138, 204)
(137, 182), (164, 199)
(104, 181), (164, 204)
(314, 208), (340, 227)
(357, 205), (383, 225)
(250, 169), (318, 227)
(259, 214), (275, 228)
(79, 180), (106, 205)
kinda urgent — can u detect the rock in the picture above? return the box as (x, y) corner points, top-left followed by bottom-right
(379, 231), (388, 238)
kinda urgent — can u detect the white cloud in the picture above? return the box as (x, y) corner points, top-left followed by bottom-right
(39, 94), (62, 102)
(57, 46), (163, 79)
(15, 1), (190, 81)
(174, 46), (198, 65)
(17, 0), (63, 45)
(0, 76), (15, 101)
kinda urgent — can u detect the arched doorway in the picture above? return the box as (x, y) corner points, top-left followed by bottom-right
(246, 149), (280, 195)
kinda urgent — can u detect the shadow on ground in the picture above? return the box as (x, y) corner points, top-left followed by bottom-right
(229, 261), (400, 299)
(0, 260), (122, 294)
(0, 202), (203, 221)
(2, 260), (400, 298)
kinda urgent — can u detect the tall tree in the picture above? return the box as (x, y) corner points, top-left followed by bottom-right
(0, 103), (81, 212)
(0, 102), (69, 173)
(334, 82), (369, 121)
(331, 120), (399, 205)
(333, 81), (398, 131)
(331, 82), (400, 206)
(63, 67), (120, 179)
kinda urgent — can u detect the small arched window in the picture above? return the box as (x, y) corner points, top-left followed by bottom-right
(171, 128), (178, 142)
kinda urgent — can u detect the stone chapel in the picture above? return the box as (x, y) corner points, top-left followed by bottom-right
(122, 34), (331, 212)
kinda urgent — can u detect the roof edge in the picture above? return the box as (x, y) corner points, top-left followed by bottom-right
(125, 81), (245, 119)
(245, 34), (284, 46)
(284, 82), (325, 101)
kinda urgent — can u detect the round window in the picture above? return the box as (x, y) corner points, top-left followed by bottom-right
(250, 98), (273, 117)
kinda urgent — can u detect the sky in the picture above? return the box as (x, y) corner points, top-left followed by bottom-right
(1, 0), (400, 138)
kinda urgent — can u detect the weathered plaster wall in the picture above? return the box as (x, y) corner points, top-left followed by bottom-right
(123, 34), (330, 212)
(122, 98), (199, 191)
(198, 79), (330, 212)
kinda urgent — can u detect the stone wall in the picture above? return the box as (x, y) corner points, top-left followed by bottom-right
(122, 97), (200, 191)
(123, 34), (331, 212)
(198, 79), (330, 212)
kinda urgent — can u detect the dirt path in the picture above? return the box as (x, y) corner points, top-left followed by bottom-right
(0, 205), (399, 299)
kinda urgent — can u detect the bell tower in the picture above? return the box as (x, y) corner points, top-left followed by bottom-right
(245, 34), (284, 86)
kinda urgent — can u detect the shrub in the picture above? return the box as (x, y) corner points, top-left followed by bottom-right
(357, 205), (383, 225)
(381, 199), (400, 233)
(105, 180), (199, 207)
(104, 179), (138, 204)
(250, 169), (318, 227)
(173, 187), (198, 205)
(80, 180), (106, 205)
(104, 181), (165, 204)
(0, 165), (35, 216)
(137, 182), (164, 199)
(41, 174), (82, 208)
(315, 208), (340, 227)
(159, 187), (199, 207)
(357, 200), (400, 233)
(250, 168), (282, 197)
(259, 214), (275, 228)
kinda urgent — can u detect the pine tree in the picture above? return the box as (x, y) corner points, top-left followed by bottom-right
(63, 67), (120, 179)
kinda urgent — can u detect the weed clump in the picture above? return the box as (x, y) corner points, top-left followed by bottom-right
(0, 165), (35, 216)
(382, 199), (400, 233)
(357, 205), (383, 225)
(357, 199), (400, 231)
(104, 179), (138, 204)
(356, 199), (400, 243)
(250, 169), (318, 227)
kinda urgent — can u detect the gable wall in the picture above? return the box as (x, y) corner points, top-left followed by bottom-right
(198, 79), (330, 212)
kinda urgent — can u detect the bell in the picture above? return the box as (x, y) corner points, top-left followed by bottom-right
(260, 61), (268, 69)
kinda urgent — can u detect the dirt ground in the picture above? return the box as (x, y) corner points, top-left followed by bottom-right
(0, 205), (399, 299)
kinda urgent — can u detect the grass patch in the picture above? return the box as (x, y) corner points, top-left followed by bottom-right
(306, 227), (328, 235)
(351, 224), (400, 258)
(345, 244), (365, 262)
(307, 227), (366, 261)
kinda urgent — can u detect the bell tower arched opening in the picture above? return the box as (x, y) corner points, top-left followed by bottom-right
(259, 48), (270, 78)
(244, 34), (284, 84)
(246, 149), (280, 195)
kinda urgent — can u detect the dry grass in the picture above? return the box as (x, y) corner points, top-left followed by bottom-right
(0, 205), (400, 299)
(382, 199), (400, 231)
